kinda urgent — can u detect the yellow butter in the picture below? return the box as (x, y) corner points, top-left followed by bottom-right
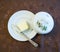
(17, 21), (29, 32)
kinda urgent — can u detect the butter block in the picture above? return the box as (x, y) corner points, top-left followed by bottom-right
(17, 21), (29, 32)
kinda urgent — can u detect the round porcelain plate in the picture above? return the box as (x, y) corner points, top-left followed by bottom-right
(8, 10), (37, 41)
(33, 12), (54, 34)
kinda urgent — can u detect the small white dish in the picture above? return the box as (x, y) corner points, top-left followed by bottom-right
(33, 12), (54, 34)
(8, 10), (37, 41)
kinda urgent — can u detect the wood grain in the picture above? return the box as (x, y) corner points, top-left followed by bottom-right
(0, 0), (60, 52)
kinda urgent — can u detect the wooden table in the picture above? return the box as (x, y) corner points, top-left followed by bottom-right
(0, 0), (60, 52)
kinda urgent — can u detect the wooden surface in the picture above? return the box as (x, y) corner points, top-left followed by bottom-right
(0, 0), (60, 52)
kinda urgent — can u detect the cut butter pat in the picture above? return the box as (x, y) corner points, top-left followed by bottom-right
(17, 21), (29, 32)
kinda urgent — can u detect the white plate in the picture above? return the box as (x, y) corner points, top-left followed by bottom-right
(8, 10), (37, 41)
(33, 12), (54, 34)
